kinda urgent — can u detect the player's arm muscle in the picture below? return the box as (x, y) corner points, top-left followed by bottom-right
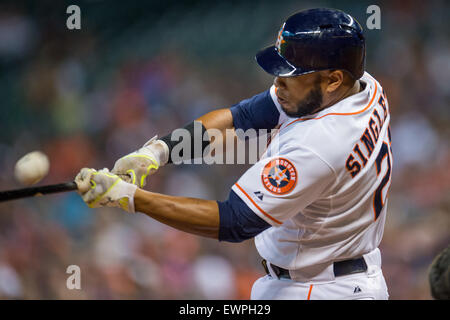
(196, 108), (234, 133)
(196, 88), (281, 132)
(160, 90), (279, 163)
(133, 187), (270, 241)
(134, 188), (220, 239)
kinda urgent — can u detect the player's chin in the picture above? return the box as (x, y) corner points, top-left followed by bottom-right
(280, 102), (296, 116)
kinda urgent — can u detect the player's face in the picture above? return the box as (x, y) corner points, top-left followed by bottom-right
(274, 73), (324, 118)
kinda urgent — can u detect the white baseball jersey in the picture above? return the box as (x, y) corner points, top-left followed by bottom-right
(232, 72), (393, 271)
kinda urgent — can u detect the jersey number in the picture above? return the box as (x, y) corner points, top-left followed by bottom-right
(373, 142), (392, 220)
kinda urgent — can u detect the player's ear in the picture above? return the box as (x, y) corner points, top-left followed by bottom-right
(324, 70), (344, 93)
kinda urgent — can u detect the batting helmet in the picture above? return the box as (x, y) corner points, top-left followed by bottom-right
(256, 8), (365, 79)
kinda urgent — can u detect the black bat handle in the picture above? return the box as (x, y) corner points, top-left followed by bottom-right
(0, 181), (78, 203)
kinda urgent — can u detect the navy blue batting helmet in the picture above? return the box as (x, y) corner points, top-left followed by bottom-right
(256, 8), (365, 79)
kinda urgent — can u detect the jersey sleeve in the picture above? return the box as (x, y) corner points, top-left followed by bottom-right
(231, 144), (335, 226)
(230, 85), (288, 131)
(217, 189), (271, 243)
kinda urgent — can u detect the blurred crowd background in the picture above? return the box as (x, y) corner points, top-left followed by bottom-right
(0, 0), (448, 299)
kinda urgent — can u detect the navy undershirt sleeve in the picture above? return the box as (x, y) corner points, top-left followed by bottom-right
(230, 90), (280, 131)
(217, 190), (271, 243)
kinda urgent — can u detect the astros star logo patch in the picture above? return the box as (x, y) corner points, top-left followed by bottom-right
(261, 158), (297, 195)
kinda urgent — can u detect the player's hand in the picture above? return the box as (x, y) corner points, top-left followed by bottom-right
(111, 136), (169, 188)
(75, 168), (138, 213)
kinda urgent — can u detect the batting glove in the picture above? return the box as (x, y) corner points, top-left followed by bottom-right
(111, 136), (169, 188)
(75, 168), (138, 213)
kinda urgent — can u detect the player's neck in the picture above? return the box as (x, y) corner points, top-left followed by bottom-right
(339, 80), (361, 102)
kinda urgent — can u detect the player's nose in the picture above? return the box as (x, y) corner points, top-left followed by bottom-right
(274, 76), (286, 89)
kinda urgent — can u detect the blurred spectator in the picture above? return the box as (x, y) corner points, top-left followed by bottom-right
(428, 245), (450, 300)
(192, 255), (236, 299)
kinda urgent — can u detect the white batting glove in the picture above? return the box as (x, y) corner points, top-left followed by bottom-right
(75, 168), (138, 213)
(111, 136), (169, 188)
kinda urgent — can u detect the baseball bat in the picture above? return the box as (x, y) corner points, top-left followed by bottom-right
(0, 181), (78, 203)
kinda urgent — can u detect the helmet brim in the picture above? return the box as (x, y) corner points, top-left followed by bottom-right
(256, 46), (314, 77)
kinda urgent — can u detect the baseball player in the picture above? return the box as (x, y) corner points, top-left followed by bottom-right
(76, 8), (392, 300)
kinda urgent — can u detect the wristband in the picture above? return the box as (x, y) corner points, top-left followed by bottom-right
(160, 121), (211, 164)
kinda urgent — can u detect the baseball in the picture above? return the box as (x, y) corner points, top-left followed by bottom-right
(14, 151), (50, 186)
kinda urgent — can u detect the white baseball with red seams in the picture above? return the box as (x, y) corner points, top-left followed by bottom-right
(232, 72), (391, 300)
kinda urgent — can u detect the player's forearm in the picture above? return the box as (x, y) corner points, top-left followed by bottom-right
(134, 188), (220, 239)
